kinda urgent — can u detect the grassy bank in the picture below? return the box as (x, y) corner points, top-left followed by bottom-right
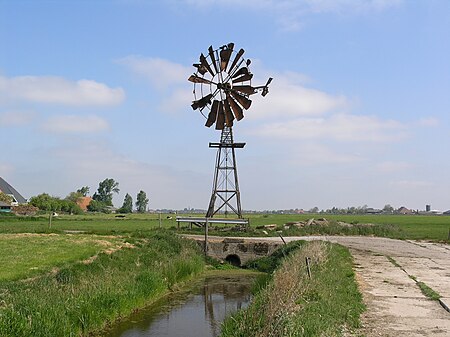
(0, 231), (205, 337)
(221, 241), (365, 336)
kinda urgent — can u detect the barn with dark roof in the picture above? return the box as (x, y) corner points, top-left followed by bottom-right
(0, 177), (27, 205)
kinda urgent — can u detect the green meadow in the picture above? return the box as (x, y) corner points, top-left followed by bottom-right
(0, 212), (448, 241)
(0, 233), (121, 281)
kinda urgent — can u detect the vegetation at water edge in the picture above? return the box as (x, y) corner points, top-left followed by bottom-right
(221, 241), (365, 336)
(0, 231), (205, 337)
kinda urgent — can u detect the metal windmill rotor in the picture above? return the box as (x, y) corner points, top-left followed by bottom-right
(188, 43), (272, 218)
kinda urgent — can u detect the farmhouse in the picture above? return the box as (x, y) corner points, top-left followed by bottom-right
(0, 177), (26, 206)
(397, 206), (413, 215)
(76, 196), (92, 211)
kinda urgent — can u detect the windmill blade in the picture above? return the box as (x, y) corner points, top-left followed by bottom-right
(223, 99), (234, 127)
(228, 48), (245, 74)
(191, 93), (213, 110)
(232, 85), (256, 95)
(220, 43), (234, 71)
(230, 91), (252, 110)
(232, 73), (253, 83)
(227, 94), (244, 121)
(200, 53), (215, 77)
(208, 46), (219, 74)
(205, 100), (219, 127)
(231, 67), (249, 79)
(215, 101), (225, 130)
(192, 63), (207, 75)
(188, 74), (213, 84)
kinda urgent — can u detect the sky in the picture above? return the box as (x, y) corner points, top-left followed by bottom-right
(1, 0), (449, 211)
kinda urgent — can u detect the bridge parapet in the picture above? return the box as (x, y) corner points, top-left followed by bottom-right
(186, 236), (282, 266)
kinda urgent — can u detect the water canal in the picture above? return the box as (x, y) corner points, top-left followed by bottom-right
(103, 272), (257, 337)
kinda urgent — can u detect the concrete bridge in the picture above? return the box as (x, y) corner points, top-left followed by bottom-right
(183, 235), (283, 266)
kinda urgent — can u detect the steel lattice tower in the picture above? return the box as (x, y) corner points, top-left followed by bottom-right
(206, 127), (245, 218)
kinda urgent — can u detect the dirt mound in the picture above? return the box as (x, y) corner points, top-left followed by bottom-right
(283, 218), (371, 229)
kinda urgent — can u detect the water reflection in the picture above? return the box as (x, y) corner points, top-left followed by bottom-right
(103, 274), (255, 337)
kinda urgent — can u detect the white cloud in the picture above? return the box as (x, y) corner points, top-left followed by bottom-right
(246, 113), (407, 142)
(416, 117), (438, 127)
(0, 110), (35, 127)
(41, 115), (109, 133)
(159, 88), (192, 113)
(303, 0), (403, 13)
(291, 142), (362, 165)
(117, 56), (191, 90)
(376, 161), (412, 173)
(181, 0), (403, 30)
(389, 180), (434, 189)
(248, 75), (348, 120)
(0, 75), (125, 106)
(118, 55), (195, 114)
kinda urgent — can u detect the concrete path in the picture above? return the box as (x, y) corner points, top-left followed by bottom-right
(185, 235), (450, 336)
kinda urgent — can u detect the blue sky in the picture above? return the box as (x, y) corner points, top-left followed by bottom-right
(1, 0), (449, 211)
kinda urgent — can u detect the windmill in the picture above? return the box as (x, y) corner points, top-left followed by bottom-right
(188, 43), (272, 219)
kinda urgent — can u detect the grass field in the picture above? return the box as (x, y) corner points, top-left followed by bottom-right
(0, 233), (122, 281)
(0, 212), (449, 241)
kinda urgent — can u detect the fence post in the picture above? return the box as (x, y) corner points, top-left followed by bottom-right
(306, 257), (311, 279)
(204, 218), (209, 258)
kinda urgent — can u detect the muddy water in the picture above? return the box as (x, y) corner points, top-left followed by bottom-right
(103, 273), (256, 337)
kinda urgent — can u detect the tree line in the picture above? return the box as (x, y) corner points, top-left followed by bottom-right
(27, 178), (149, 214)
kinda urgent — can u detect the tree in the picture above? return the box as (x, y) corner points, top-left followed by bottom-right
(119, 193), (133, 213)
(383, 204), (394, 213)
(29, 193), (82, 214)
(29, 193), (59, 211)
(92, 178), (119, 206)
(309, 206), (319, 213)
(0, 192), (13, 205)
(135, 190), (149, 213)
(87, 199), (108, 213)
(65, 191), (83, 203)
(76, 186), (90, 196)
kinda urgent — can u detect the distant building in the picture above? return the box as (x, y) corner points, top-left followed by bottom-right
(365, 208), (382, 214)
(0, 177), (27, 206)
(426, 204), (431, 212)
(105, 206), (118, 214)
(76, 196), (92, 211)
(0, 201), (12, 213)
(397, 206), (413, 215)
(443, 210), (450, 215)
